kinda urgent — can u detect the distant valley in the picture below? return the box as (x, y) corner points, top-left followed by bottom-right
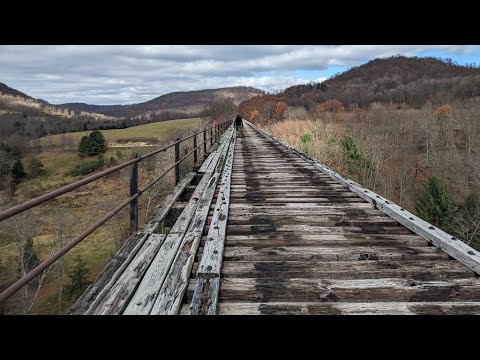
(0, 83), (263, 141)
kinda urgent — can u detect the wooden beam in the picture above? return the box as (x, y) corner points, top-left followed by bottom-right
(69, 222), (157, 314)
(213, 302), (480, 315)
(150, 130), (234, 315)
(92, 234), (165, 315)
(190, 132), (236, 315)
(209, 277), (480, 303)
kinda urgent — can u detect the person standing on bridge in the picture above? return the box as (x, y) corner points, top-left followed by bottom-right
(234, 115), (243, 130)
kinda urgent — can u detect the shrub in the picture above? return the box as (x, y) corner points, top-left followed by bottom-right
(340, 136), (361, 161)
(300, 132), (314, 144)
(69, 156), (105, 177)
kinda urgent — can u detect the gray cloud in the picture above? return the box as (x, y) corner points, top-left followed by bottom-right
(0, 45), (478, 105)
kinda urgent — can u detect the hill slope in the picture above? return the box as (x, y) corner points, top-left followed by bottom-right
(62, 86), (264, 118)
(280, 56), (480, 107)
(0, 83), (122, 140)
(0, 81), (33, 99)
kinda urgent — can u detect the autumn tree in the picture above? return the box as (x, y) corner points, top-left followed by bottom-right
(250, 109), (260, 123)
(452, 192), (480, 250)
(319, 99), (346, 113)
(274, 102), (288, 121)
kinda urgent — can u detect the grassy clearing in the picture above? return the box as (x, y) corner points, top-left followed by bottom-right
(34, 118), (203, 146)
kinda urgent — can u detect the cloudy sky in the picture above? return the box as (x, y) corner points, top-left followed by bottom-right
(1, 45), (479, 105)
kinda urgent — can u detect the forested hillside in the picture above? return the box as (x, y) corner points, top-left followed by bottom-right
(62, 86), (263, 118)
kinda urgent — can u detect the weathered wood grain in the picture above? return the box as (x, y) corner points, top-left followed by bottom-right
(222, 245), (448, 261)
(69, 222), (157, 314)
(190, 133), (236, 315)
(219, 260), (473, 280)
(215, 277), (480, 302)
(151, 131), (233, 315)
(214, 302), (480, 315)
(226, 224), (413, 235)
(148, 172), (196, 226)
(93, 234), (165, 315)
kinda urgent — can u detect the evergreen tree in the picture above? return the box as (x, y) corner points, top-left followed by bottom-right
(67, 256), (90, 297)
(89, 130), (107, 154)
(20, 237), (39, 274)
(27, 157), (46, 178)
(414, 175), (456, 228)
(77, 131), (107, 157)
(78, 135), (92, 157)
(11, 160), (27, 184)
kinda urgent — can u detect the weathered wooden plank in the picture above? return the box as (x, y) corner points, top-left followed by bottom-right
(226, 216), (399, 227)
(229, 203), (373, 209)
(219, 260), (474, 280)
(227, 209), (386, 217)
(230, 193), (362, 199)
(221, 237), (428, 248)
(190, 134), (236, 315)
(92, 234), (165, 315)
(150, 132), (234, 315)
(226, 224), (413, 235)
(148, 172), (196, 225)
(123, 129), (234, 315)
(231, 185), (347, 190)
(198, 128), (232, 173)
(222, 246), (448, 261)
(189, 277), (220, 315)
(231, 188), (349, 194)
(215, 302), (480, 315)
(229, 198), (365, 203)
(225, 233), (421, 242)
(69, 221), (157, 314)
(216, 277), (480, 302)
(248, 120), (480, 275)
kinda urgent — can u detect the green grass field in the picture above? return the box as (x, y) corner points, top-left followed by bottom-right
(36, 118), (203, 145)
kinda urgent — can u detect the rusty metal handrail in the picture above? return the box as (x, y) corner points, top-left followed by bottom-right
(0, 119), (233, 306)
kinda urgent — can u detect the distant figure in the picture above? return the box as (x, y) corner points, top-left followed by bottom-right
(234, 115), (243, 129)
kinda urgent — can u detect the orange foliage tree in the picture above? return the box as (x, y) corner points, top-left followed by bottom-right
(274, 102), (288, 121)
(250, 109), (260, 123)
(318, 99), (346, 113)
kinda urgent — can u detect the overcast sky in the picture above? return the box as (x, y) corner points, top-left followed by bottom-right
(1, 45), (479, 105)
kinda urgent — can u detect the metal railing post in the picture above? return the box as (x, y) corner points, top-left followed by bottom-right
(203, 128), (207, 157)
(130, 153), (139, 234)
(193, 133), (198, 166)
(175, 138), (180, 185)
(210, 128), (213, 147)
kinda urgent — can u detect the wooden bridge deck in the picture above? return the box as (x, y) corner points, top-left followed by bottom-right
(72, 122), (480, 315)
